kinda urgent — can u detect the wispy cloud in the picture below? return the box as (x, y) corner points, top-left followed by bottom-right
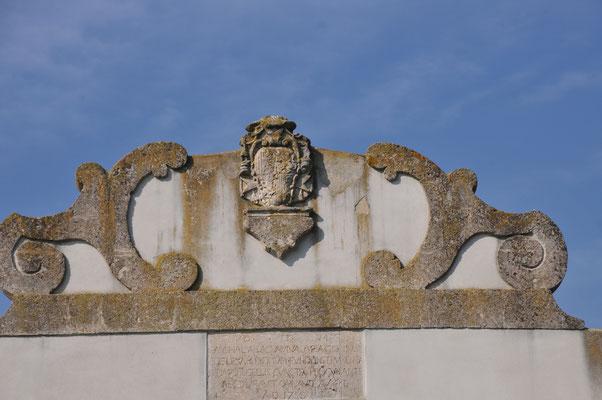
(1, 0), (601, 150)
(438, 68), (538, 125)
(520, 71), (602, 103)
(281, 52), (487, 143)
(0, 0), (145, 148)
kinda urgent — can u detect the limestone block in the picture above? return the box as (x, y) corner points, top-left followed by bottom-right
(0, 333), (207, 400)
(208, 331), (364, 400)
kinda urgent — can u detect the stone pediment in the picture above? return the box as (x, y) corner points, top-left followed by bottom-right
(0, 116), (583, 335)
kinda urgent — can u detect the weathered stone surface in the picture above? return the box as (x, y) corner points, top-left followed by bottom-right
(429, 235), (512, 290)
(108, 142), (197, 290)
(362, 249), (403, 289)
(365, 143), (567, 291)
(497, 234), (564, 290)
(244, 208), (314, 258)
(0, 162), (111, 295)
(12, 241), (65, 292)
(155, 252), (199, 291)
(585, 329), (602, 399)
(0, 142), (198, 295)
(208, 331), (364, 400)
(0, 289), (583, 336)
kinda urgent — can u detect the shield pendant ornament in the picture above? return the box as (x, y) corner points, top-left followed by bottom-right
(239, 116), (315, 259)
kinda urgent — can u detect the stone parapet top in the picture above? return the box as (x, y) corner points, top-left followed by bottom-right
(0, 288), (584, 336)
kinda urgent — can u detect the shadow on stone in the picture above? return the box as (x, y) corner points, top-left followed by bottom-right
(282, 212), (325, 267)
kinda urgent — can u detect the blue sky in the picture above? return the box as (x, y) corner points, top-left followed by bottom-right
(1, 0), (601, 326)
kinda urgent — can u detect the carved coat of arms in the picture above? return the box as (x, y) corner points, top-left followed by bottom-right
(239, 116), (315, 258)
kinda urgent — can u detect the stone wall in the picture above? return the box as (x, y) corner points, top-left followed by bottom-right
(1, 329), (600, 400)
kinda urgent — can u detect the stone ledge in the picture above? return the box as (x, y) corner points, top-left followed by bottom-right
(0, 289), (584, 336)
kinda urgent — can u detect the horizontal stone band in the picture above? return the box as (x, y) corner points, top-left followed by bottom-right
(0, 289), (584, 336)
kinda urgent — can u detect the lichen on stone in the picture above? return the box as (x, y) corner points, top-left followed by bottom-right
(0, 142), (198, 295)
(364, 143), (567, 291)
(0, 289), (584, 336)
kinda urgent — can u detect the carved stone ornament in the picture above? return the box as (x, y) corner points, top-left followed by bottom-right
(0, 142), (199, 295)
(243, 207), (314, 259)
(362, 143), (568, 291)
(0, 120), (585, 336)
(240, 116), (313, 207)
(239, 116), (315, 258)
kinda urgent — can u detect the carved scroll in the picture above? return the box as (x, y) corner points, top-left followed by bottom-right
(0, 142), (198, 295)
(108, 142), (197, 290)
(0, 163), (111, 295)
(363, 143), (567, 291)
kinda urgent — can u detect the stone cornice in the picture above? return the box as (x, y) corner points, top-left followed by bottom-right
(0, 289), (584, 336)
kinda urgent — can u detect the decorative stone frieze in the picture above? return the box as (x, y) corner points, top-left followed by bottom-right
(0, 117), (582, 337)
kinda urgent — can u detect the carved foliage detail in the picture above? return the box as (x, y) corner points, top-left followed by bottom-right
(364, 143), (567, 291)
(0, 142), (197, 295)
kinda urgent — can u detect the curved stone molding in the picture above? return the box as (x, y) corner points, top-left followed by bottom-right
(362, 250), (404, 289)
(364, 143), (567, 291)
(108, 142), (196, 290)
(154, 252), (198, 291)
(497, 218), (567, 290)
(0, 142), (198, 295)
(0, 163), (111, 295)
(13, 242), (66, 293)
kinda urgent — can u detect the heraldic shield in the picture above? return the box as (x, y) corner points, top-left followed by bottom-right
(239, 116), (315, 258)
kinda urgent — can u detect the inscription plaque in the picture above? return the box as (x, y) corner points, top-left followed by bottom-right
(208, 331), (364, 400)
